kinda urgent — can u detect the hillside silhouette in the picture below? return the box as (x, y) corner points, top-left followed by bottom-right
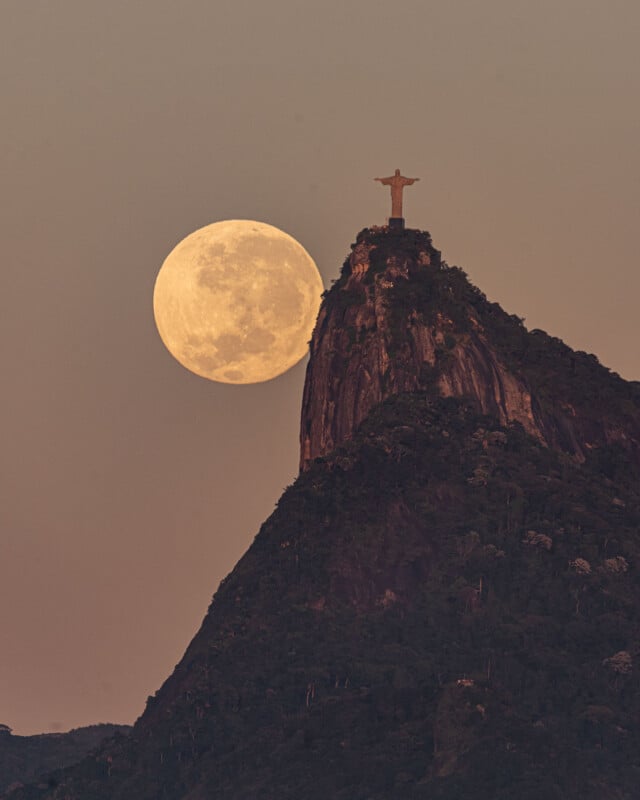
(9, 228), (640, 799)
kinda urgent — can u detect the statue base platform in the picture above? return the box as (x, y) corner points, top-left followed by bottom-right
(388, 217), (405, 230)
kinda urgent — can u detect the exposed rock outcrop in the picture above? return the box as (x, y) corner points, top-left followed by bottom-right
(300, 227), (640, 470)
(12, 225), (640, 800)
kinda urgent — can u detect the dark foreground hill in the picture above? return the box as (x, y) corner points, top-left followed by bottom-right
(0, 725), (130, 796)
(10, 228), (640, 799)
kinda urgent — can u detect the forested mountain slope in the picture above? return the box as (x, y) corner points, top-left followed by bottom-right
(10, 228), (640, 799)
(0, 725), (130, 796)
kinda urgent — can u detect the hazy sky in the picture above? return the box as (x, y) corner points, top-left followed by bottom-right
(2, 0), (639, 735)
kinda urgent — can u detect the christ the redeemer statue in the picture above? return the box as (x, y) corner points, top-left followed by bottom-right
(374, 169), (419, 227)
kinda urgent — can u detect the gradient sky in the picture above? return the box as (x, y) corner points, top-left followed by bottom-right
(2, 0), (639, 735)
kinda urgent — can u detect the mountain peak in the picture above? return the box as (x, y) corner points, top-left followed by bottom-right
(10, 228), (640, 800)
(300, 227), (640, 471)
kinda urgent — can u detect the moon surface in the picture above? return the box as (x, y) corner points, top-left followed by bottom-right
(153, 220), (324, 384)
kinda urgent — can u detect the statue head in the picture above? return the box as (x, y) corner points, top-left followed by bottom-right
(395, 169), (401, 176)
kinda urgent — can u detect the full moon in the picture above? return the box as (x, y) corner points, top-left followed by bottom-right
(153, 220), (324, 384)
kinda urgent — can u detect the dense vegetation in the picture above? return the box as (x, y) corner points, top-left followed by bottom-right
(12, 393), (640, 799)
(0, 725), (130, 796)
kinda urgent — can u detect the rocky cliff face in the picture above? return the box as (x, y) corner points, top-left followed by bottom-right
(11, 227), (640, 800)
(300, 227), (640, 470)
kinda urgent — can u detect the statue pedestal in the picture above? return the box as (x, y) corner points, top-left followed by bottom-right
(388, 217), (405, 230)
